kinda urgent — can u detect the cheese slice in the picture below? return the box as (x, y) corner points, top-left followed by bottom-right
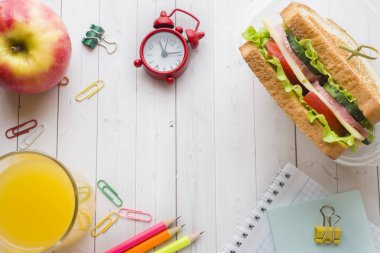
(262, 18), (365, 141)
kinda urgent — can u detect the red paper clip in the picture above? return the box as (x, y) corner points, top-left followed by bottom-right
(118, 208), (152, 223)
(5, 120), (38, 139)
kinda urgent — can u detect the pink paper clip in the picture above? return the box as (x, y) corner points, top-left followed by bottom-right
(118, 208), (152, 223)
(5, 120), (38, 139)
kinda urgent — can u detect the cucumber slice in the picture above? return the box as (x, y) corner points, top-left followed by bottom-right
(323, 82), (365, 122)
(286, 31), (320, 75)
(323, 82), (375, 145)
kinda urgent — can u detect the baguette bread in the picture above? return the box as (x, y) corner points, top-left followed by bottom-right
(240, 42), (346, 159)
(281, 2), (380, 123)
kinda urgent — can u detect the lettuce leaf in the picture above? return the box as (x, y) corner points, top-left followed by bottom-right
(298, 39), (356, 102)
(297, 38), (375, 143)
(243, 26), (270, 59)
(306, 111), (356, 149)
(270, 56), (355, 148)
(243, 26), (356, 148)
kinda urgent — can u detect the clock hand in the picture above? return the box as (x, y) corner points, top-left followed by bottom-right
(164, 37), (169, 50)
(159, 40), (164, 51)
(158, 40), (168, 57)
(166, 51), (182, 55)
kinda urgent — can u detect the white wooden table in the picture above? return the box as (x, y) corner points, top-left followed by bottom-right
(0, 0), (380, 252)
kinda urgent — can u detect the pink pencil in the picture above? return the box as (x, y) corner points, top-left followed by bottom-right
(105, 217), (180, 253)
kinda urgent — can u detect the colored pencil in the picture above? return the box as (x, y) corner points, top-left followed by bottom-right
(104, 217), (180, 253)
(125, 225), (184, 253)
(154, 231), (204, 253)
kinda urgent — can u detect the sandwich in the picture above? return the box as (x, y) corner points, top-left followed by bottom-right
(240, 2), (380, 159)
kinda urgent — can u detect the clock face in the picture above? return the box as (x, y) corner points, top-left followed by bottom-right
(143, 31), (186, 73)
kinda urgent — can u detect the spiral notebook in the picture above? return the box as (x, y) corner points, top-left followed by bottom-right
(220, 163), (380, 253)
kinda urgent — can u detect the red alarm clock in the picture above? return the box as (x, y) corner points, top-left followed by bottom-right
(134, 8), (205, 84)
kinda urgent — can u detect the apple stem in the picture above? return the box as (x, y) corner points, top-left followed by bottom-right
(11, 46), (22, 53)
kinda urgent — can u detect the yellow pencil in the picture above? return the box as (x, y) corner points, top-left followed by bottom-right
(154, 231), (204, 253)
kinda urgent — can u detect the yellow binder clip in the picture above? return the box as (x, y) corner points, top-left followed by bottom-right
(314, 205), (342, 245)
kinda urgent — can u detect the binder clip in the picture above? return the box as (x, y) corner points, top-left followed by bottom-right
(82, 24), (118, 54)
(314, 205), (342, 245)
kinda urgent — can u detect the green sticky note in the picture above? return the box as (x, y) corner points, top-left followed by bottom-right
(268, 191), (376, 253)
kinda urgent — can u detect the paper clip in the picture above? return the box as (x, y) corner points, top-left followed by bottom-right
(5, 120), (38, 139)
(58, 76), (69, 86)
(78, 185), (92, 203)
(118, 208), (153, 223)
(19, 125), (45, 150)
(82, 24), (118, 54)
(75, 79), (105, 102)
(91, 211), (119, 237)
(314, 205), (342, 245)
(78, 209), (91, 231)
(97, 180), (123, 207)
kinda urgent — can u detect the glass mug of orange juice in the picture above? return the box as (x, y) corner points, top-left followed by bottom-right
(0, 151), (95, 253)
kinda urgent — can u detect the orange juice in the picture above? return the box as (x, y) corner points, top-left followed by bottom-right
(0, 152), (77, 253)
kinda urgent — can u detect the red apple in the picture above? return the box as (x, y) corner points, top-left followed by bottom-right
(0, 0), (71, 94)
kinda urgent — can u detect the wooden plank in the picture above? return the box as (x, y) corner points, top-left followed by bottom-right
(175, 0), (216, 252)
(0, 90), (18, 155)
(253, 79), (296, 194)
(134, 0), (177, 246)
(335, 0), (380, 225)
(338, 166), (380, 225)
(94, 0), (138, 251)
(214, 0), (257, 250)
(294, 0), (339, 194)
(16, 0), (61, 156)
(56, 0), (100, 252)
(249, 0), (297, 195)
(369, 0), (380, 226)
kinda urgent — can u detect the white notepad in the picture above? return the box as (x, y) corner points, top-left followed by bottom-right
(220, 163), (380, 253)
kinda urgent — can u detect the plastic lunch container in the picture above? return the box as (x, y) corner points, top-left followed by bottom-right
(242, 0), (380, 166)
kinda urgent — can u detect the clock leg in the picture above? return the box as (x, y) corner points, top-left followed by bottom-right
(166, 77), (175, 84)
(134, 59), (142, 67)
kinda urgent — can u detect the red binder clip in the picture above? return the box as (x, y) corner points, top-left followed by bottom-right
(5, 120), (38, 139)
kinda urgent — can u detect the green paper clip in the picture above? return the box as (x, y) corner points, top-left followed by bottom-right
(97, 180), (123, 207)
(81, 24), (118, 54)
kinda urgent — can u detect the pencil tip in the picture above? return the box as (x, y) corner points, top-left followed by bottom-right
(181, 224), (186, 228)
(176, 216), (182, 220)
(200, 231), (206, 235)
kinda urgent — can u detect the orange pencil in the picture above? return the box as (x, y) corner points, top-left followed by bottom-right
(125, 225), (184, 253)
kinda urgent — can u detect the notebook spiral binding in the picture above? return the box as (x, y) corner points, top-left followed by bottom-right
(221, 167), (293, 253)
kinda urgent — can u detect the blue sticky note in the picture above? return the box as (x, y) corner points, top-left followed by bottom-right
(268, 191), (375, 253)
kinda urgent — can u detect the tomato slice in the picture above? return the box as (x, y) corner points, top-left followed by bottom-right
(265, 38), (299, 85)
(304, 92), (347, 136)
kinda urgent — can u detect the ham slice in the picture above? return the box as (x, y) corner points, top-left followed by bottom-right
(313, 81), (368, 138)
(275, 24), (321, 83)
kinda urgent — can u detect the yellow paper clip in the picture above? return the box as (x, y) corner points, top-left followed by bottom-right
(314, 205), (342, 245)
(75, 79), (105, 102)
(91, 211), (119, 237)
(78, 185), (92, 203)
(78, 209), (92, 231)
